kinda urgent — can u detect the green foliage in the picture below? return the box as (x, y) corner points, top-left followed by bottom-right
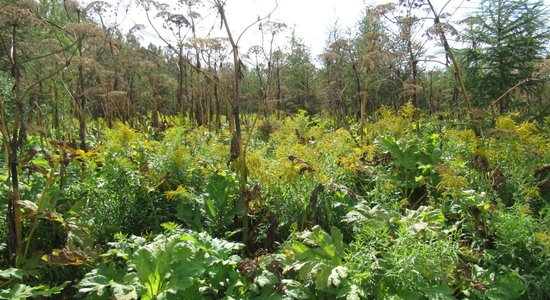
(376, 134), (442, 190)
(462, 0), (549, 110)
(459, 265), (527, 299)
(345, 204), (456, 298)
(1, 0), (549, 296)
(282, 225), (363, 299)
(0, 282), (68, 300)
(175, 172), (243, 235)
(0, 267), (69, 300)
(78, 228), (246, 299)
(485, 207), (550, 298)
(2, 107), (549, 299)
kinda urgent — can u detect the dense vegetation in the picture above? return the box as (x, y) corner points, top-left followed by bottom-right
(0, 0), (548, 299)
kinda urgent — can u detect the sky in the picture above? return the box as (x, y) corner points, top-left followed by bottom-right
(81, 0), (547, 64)
(223, 0), (371, 55)
(219, 0), (482, 58)
(102, 0), (376, 56)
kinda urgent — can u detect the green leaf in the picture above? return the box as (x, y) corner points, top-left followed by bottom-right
(422, 285), (455, 299)
(0, 282), (69, 300)
(486, 272), (525, 300)
(330, 227), (346, 258)
(0, 268), (23, 280)
(111, 282), (141, 300)
(336, 283), (365, 300)
(204, 173), (235, 219)
(396, 290), (423, 299)
(282, 280), (310, 299)
(1, 284), (35, 300)
(203, 196), (218, 219)
(327, 266), (348, 288)
(78, 263), (127, 297)
(256, 270), (278, 287)
(78, 230), (244, 299)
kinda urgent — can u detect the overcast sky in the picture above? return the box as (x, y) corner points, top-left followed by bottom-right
(136, 0), (480, 58)
(223, 0), (373, 55)
(82, 0), (547, 64)
(220, 0), (478, 56)
(109, 0), (378, 55)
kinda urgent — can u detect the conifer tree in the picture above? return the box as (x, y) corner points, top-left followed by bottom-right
(463, 0), (549, 112)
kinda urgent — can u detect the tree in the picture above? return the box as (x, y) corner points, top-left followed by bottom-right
(354, 5), (396, 132)
(86, 1), (132, 124)
(138, 0), (193, 123)
(0, 2), (38, 258)
(196, 37), (228, 128)
(319, 35), (351, 127)
(282, 31), (316, 114)
(212, 0), (277, 244)
(58, 0), (106, 152)
(245, 21), (287, 118)
(396, 0), (478, 133)
(462, 0), (549, 113)
(0, 0), (78, 259)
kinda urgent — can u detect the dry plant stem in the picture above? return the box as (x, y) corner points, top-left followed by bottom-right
(215, 0), (249, 242)
(0, 97), (10, 172)
(244, 93), (270, 153)
(360, 87), (368, 142)
(488, 76), (534, 116)
(23, 166), (57, 259)
(426, 0), (481, 136)
(213, 0), (278, 244)
(9, 23), (23, 259)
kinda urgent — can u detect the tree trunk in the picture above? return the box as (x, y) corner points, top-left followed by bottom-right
(78, 59), (86, 151)
(427, 0), (480, 136)
(76, 10), (87, 152)
(360, 87), (367, 141)
(110, 40), (120, 91)
(128, 72), (135, 124)
(214, 73), (221, 128)
(52, 83), (59, 132)
(7, 24), (23, 258)
(351, 59), (362, 121)
(178, 49), (186, 118)
(276, 63), (282, 114)
(216, 1), (248, 243)
(428, 71), (434, 114)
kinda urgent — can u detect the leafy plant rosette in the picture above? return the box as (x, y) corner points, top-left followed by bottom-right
(77, 225), (247, 299)
(0, 268), (68, 300)
(281, 225), (364, 299)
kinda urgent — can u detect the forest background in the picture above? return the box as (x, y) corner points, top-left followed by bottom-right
(0, 0), (549, 299)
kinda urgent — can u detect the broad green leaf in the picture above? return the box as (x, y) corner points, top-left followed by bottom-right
(422, 285), (455, 300)
(0, 284), (36, 300)
(336, 283), (365, 300)
(256, 270), (278, 287)
(282, 280), (310, 299)
(111, 282), (141, 300)
(78, 263), (127, 297)
(327, 266), (348, 288)
(330, 227), (346, 257)
(0, 268), (23, 280)
(204, 173), (235, 219)
(0, 282), (68, 300)
(486, 272), (526, 300)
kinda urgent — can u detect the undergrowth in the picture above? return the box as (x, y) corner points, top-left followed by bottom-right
(1, 107), (548, 299)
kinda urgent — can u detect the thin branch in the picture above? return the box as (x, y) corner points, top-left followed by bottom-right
(236, 0), (278, 45)
(488, 76), (537, 112)
(20, 38), (80, 64)
(143, 6), (174, 49)
(438, 0), (453, 17)
(21, 53), (77, 101)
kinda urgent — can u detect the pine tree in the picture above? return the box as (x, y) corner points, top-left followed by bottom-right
(463, 0), (549, 112)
